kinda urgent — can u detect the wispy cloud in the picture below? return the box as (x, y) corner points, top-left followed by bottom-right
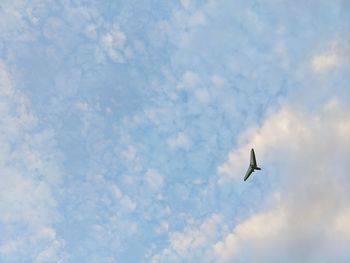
(0, 0), (349, 261)
(310, 40), (350, 73)
(151, 214), (227, 263)
(215, 100), (350, 262)
(0, 62), (66, 261)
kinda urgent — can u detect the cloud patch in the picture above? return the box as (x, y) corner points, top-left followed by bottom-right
(310, 40), (350, 73)
(0, 62), (66, 261)
(215, 100), (350, 262)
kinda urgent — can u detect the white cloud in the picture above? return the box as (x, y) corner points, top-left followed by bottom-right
(211, 75), (224, 88)
(0, 62), (66, 261)
(155, 220), (169, 235)
(218, 99), (350, 181)
(84, 23), (98, 40)
(110, 184), (137, 212)
(0, 63), (14, 95)
(100, 24), (130, 63)
(36, 228), (66, 263)
(75, 101), (90, 111)
(120, 195), (137, 212)
(194, 88), (210, 104)
(145, 169), (164, 191)
(180, 0), (191, 10)
(218, 107), (302, 180)
(331, 209), (350, 238)
(215, 100), (350, 262)
(167, 131), (191, 150)
(137, 97), (350, 262)
(310, 40), (350, 73)
(1, 227), (66, 262)
(177, 71), (200, 89)
(187, 12), (206, 27)
(311, 52), (338, 72)
(122, 145), (137, 161)
(102, 28), (126, 49)
(151, 214), (226, 263)
(213, 208), (285, 262)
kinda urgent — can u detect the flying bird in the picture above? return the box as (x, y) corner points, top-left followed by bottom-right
(244, 149), (261, 181)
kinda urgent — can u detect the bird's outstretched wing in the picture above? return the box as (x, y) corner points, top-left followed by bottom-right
(250, 149), (257, 166)
(244, 166), (254, 181)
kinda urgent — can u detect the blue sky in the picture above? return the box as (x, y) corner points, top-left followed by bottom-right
(0, 0), (350, 262)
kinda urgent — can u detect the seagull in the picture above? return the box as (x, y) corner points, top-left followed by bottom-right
(244, 148), (261, 181)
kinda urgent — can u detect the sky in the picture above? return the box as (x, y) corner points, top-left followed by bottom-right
(0, 0), (349, 262)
